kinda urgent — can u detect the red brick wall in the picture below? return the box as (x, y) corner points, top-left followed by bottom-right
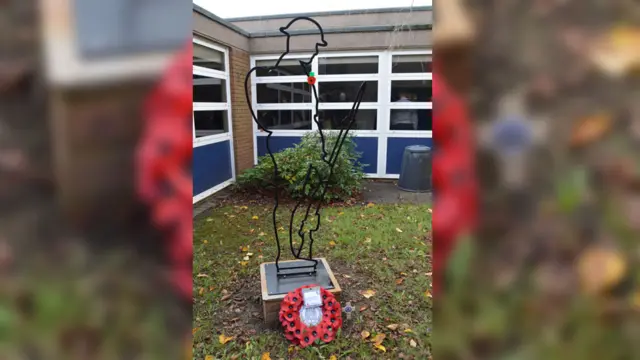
(228, 47), (255, 174)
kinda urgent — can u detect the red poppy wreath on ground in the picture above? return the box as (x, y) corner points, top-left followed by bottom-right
(279, 285), (342, 347)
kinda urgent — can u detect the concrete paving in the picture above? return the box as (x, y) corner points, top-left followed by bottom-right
(361, 180), (431, 204)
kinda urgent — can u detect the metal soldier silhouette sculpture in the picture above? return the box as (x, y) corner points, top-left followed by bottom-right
(248, 17), (367, 327)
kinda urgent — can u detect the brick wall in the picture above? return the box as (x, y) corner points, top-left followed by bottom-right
(228, 47), (255, 174)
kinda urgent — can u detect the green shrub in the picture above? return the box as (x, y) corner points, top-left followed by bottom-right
(237, 132), (366, 201)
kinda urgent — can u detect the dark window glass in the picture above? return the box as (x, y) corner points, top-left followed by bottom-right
(318, 81), (377, 103)
(193, 44), (225, 71)
(392, 55), (432, 73)
(257, 110), (312, 130)
(390, 109), (431, 131)
(194, 111), (228, 137)
(256, 59), (307, 76)
(391, 80), (432, 102)
(319, 56), (379, 75)
(318, 110), (377, 130)
(256, 83), (312, 104)
(193, 75), (226, 103)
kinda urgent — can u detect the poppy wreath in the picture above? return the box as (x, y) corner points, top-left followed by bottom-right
(279, 285), (342, 347)
(431, 69), (478, 297)
(137, 42), (193, 300)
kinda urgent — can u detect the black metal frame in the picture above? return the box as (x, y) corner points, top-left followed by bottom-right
(244, 17), (367, 278)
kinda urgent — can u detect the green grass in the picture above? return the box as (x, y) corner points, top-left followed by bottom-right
(193, 203), (432, 359)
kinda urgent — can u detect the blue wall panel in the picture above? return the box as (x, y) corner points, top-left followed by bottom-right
(386, 137), (432, 175)
(352, 137), (378, 174)
(257, 136), (302, 157)
(193, 140), (232, 196)
(258, 135), (379, 174)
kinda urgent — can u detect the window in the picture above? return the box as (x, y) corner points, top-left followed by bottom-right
(319, 81), (378, 103)
(193, 75), (226, 103)
(391, 80), (432, 102)
(194, 111), (229, 137)
(253, 55), (312, 130)
(318, 110), (377, 130)
(252, 52), (432, 136)
(388, 52), (432, 132)
(193, 40), (231, 142)
(392, 55), (432, 73)
(319, 56), (379, 75)
(257, 83), (312, 104)
(390, 109), (431, 131)
(194, 43), (225, 72)
(255, 59), (306, 76)
(257, 110), (313, 130)
(73, 0), (190, 59)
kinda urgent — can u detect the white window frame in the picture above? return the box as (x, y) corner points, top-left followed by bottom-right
(193, 38), (234, 149)
(250, 50), (432, 178)
(193, 37), (236, 202)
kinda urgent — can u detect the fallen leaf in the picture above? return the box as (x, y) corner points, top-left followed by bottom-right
(632, 291), (640, 309)
(424, 290), (432, 298)
(247, 252), (254, 257)
(205, 356), (214, 360)
(342, 274), (352, 279)
(219, 334), (234, 344)
(329, 356), (337, 360)
(259, 232), (265, 236)
(252, 216), (259, 220)
(209, 286), (215, 291)
(338, 212), (344, 216)
(261, 352), (272, 360)
(426, 271), (432, 276)
(372, 333), (386, 345)
(570, 113), (612, 148)
(361, 330), (371, 339)
(428, 208), (432, 213)
(288, 345), (295, 353)
(199, 287), (205, 296)
(241, 246), (249, 252)
(364, 237), (372, 243)
(243, 256), (250, 261)
(192, 327), (199, 335)
(206, 218), (213, 222)
(366, 202), (375, 208)
(359, 305), (369, 312)
(197, 273), (209, 278)
(240, 261), (249, 267)
(360, 289), (376, 299)
(203, 240), (208, 244)
(373, 343), (386, 352)
(404, 328), (413, 333)
(387, 324), (399, 331)
(589, 26), (640, 76)
(329, 241), (336, 247)
(410, 339), (417, 347)
(577, 246), (627, 294)
(396, 228), (403, 233)
(395, 278), (404, 285)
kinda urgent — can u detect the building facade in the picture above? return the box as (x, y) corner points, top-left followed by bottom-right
(193, 5), (432, 203)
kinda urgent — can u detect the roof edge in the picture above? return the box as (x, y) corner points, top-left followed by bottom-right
(249, 24), (431, 38)
(193, 3), (251, 37)
(225, 6), (432, 22)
